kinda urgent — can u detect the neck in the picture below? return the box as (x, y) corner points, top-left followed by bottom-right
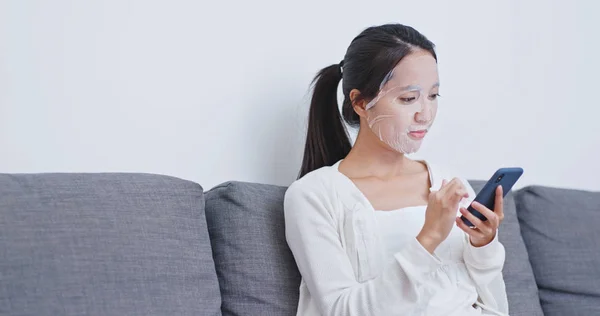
(343, 124), (417, 179)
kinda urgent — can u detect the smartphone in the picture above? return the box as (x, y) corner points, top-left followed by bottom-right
(461, 167), (524, 227)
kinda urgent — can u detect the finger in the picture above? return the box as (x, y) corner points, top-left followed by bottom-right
(436, 179), (448, 195)
(465, 205), (498, 235)
(470, 202), (499, 230)
(438, 179), (451, 196)
(456, 217), (486, 239)
(440, 179), (468, 206)
(450, 177), (464, 188)
(443, 178), (465, 195)
(444, 178), (461, 189)
(441, 179), (448, 188)
(459, 208), (495, 236)
(459, 207), (484, 227)
(451, 178), (469, 198)
(495, 185), (505, 223)
(439, 178), (456, 194)
(447, 179), (468, 198)
(450, 189), (469, 205)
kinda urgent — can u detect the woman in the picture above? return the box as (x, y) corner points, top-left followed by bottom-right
(284, 24), (509, 316)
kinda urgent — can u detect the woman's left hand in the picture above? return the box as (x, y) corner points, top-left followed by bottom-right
(455, 185), (505, 247)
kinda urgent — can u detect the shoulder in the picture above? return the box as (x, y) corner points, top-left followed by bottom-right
(423, 160), (475, 192)
(284, 164), (340, 215)
(286, 165), (335, 195)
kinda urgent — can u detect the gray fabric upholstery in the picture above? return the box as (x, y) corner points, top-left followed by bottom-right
(469, 181), (544, 316)
(205, 180), (544, 316)
(205, 181), (301, 316)
(515, 186), (600, 316)
(0, 173), (221, 316)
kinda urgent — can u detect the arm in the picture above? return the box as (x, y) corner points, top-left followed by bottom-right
(460, 180), (509, 313)
(463, 233), (509, 314)
(463, 231), (505, 284)
(284, 182), (444, 316)
(460, 179), (505, 282)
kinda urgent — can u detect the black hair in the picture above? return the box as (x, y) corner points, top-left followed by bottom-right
(299, 23), (437, 178)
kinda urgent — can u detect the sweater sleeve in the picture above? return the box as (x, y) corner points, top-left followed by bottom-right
(460, 179), (509, 314)
(284, 181), (445, 316)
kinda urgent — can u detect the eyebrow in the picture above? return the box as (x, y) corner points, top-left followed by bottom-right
(397, 83), (439, 91)
(396, 85), (422, 92)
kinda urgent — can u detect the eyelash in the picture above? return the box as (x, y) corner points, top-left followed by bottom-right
(399, 94), (440, 103)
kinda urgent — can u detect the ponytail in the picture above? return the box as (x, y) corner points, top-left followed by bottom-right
(297, 24), (437, 178)
(298, 64), (352, 178)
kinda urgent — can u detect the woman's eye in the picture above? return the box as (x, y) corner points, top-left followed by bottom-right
(400, 97), (416, 102)
(429, 93), (440, 100)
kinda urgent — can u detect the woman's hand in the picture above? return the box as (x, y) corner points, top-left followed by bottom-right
(417, 178), (470, 254)
(456, 185), (505, 247)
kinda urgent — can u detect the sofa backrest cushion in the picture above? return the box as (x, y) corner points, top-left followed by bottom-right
(204, 181), (301, 316)
(0, 173), (221, 316)
(469, 181), (544, 316)
(515, 185), (600, 316)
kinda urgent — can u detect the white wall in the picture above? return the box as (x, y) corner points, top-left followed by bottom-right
(1, 0), (599, 191)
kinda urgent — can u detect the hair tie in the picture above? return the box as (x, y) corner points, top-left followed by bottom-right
(339, 60), (345, 74)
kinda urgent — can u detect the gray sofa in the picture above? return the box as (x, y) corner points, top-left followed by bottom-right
(1, 173), (599, 316)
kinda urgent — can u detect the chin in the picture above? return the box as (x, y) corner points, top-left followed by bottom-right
(400, 141), (424, 155)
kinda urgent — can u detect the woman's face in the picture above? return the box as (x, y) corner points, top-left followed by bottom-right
(362, 50), (439, 154)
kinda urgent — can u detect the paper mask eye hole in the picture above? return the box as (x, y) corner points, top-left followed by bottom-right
(396, 95), (419, 105)
(391, 89), (421, 105)
(428, 93), (441, 100)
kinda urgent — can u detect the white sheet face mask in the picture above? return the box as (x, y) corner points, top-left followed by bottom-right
(364, 61), (439, 154)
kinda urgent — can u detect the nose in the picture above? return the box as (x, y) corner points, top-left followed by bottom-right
(414, 100), (432, 124)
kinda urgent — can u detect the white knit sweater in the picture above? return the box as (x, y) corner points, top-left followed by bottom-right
(284, 160), (509, 316)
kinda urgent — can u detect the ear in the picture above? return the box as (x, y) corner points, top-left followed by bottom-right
(350, 89), (368, 119)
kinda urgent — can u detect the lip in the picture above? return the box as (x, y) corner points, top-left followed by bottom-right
(408, 130), (428, 140)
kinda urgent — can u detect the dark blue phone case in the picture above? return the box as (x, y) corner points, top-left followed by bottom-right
(461, 167), (524, 227)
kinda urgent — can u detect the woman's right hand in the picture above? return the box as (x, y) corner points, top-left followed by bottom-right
(417, 178), (469, 254)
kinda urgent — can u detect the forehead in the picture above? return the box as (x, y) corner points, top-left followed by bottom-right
(384, 50), (439, 88)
